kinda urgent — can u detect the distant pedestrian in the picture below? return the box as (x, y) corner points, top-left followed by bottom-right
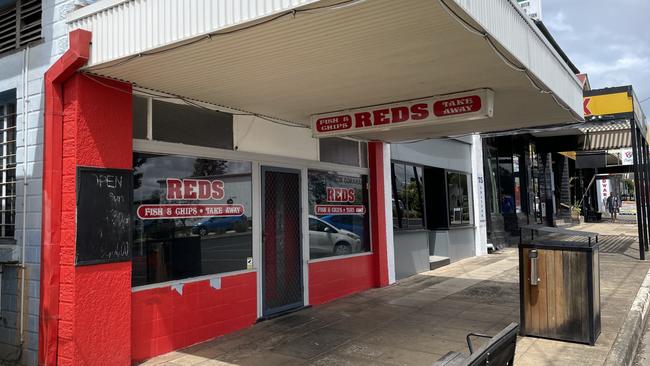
(606, 195), (619, 222)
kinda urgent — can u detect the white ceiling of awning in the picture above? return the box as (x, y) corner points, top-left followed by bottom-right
(82, 0), (583, 141)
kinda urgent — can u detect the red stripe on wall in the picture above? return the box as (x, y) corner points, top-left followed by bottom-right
(308, 254), (375, 306)
(131, 271), (257, 363)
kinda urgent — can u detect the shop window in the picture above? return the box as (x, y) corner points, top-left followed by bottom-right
(132, 95), (148, 139)
(360, 142), (368, 168)
(152, 100), (233, 149)
(447, 171), (473, 226)
(132, 152), (252, 286)
(319, 138), (363, 167)
(0, 90), (16, 240)
(391, 162), (425, 230)
(308, 170), (370, 259)
(0, 0), (41, 55)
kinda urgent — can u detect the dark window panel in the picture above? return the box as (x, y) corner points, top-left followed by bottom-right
(132, 95), (147, 139)
(320, 138), (360, 167)
(152, 100), (233, 149)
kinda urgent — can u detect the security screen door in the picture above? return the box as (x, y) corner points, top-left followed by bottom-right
(262, 167), (303, 317)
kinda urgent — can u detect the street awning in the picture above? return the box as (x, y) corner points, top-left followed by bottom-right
(68, 0), (584, 141)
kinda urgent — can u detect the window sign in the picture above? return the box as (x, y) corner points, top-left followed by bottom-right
(132, 153), (252, 286)
(308, 170), (370, 259)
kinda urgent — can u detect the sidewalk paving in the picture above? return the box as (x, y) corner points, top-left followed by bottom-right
(142, 222), (650, 366)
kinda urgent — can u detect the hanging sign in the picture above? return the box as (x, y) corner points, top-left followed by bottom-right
(311, 89), (494, 137)
(621, 148), (634, 166)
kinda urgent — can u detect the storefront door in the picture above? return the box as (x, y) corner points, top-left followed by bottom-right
(261, 166), (303, 317)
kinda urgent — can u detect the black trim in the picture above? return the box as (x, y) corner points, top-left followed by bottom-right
(533, 20), (580, 74)
(584, 86), (633, 97)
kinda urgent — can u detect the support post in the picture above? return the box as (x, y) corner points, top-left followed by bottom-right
(631, 119), (646, 260)
(641, 137), (650, 251)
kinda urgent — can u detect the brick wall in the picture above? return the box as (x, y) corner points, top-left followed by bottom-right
(309, 254), (375, 306)
(131, 272), (257, 363)
(0, 1), (77, 364)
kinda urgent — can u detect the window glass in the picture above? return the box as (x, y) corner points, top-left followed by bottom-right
(0, 90), (16, 239)
(391, 162), (425, 229)
(152, 100), (233, 149)
(319, 138), (360, 167)
(360, 142), (368, 168)
(132, 95), (148, 139)
(132, 153), (252, 286)
(308, 170), (370, 259)
(447, 172), (473, 226)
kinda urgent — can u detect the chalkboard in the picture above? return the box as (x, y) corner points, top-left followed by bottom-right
(76, 167), (133, 266)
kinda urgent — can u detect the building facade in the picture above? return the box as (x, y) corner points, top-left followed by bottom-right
(0, 0), (585, 364)
(0, 0), (83, 364)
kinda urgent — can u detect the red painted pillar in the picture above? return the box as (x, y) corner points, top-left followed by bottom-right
(59, 74), (133, 365)
(41, 30), (92, 366)
(368, 142), (390, 287)
(42, 30), (134, 364)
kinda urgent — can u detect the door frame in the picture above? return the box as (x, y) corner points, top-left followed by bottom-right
(260, 165), (305, 317)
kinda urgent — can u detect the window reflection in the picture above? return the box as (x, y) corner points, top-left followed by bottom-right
(132, 153), (252, 286)
(391, 163), (425, 229)
(447, 172), (473, 226)
(308, 170), (370, 259)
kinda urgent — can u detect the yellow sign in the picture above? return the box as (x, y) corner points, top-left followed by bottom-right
(583, 92), (633, 117)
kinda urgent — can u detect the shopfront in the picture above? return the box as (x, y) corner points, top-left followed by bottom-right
(37, 0), (585, 364)
(390, 138), (487, 279)
(120, 95), (381, 360)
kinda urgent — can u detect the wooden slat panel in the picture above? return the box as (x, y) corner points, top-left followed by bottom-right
(523, 248), (532, 334)
(537, 249), (548, 332)
(545, 249), (557, 336)
(593, 250), (601, 335)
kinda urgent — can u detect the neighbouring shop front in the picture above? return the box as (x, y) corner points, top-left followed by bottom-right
(390, 138), (486, 279)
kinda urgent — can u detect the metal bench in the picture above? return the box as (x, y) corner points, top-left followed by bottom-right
(519, 225), (598, 246)
(432, 323), (519, 366)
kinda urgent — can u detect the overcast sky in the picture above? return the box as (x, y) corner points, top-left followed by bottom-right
(542, 0), (650, 109)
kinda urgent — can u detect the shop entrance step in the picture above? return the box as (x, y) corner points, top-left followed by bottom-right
(429, 255), (451, 270)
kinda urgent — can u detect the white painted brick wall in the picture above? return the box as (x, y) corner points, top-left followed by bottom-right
(0, 1), (78, 364)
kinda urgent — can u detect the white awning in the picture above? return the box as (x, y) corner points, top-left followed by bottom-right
(68, 0), (584, 140)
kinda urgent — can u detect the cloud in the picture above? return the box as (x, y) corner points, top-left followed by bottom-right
(582, 56), (649, 75)
(545, 12), (573, 33)
(541, 0), (650, 107)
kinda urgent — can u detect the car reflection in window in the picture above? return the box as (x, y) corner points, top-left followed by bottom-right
(309, 215), (361, 259)
(192, 216), (249, 237)
(320, 214), (365, 237)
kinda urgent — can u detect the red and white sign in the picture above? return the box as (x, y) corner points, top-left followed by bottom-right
(315, 205), (366, 215)
(312, 89), (494, 137)
(166, 178), (224, 200)
(137, 204), (245, 219)
(326, 187), (356, 203)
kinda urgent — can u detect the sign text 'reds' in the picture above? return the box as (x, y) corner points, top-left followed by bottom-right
(312, 89), (494, 138)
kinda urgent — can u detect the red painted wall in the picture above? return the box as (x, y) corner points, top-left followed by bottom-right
(131, 272), (257, 362)
(56, 74), (133, 365)
(368, 142), (390, 287)
(308, 254), (375, 305)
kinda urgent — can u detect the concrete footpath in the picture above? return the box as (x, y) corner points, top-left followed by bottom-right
(142, 223), (650, 366)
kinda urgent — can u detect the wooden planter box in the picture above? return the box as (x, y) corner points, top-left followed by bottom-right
(518, 241), (601, 345)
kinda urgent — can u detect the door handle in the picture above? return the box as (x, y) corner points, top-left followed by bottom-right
(529, 249), (540, 286)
